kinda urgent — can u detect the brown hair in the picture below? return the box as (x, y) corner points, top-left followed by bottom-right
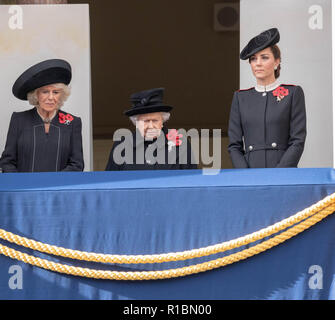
(270, 45), (281, 79)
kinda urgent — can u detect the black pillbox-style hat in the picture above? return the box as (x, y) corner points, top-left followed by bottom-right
(240, 28), (280, 60)
(12, 59), (72, 100)
(124, 88), (173, 117)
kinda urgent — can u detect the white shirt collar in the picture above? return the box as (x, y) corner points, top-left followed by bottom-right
(255, 80), (280, 93)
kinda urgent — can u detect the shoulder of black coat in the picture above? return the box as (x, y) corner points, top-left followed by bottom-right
(59, 110), (82, 125)
(59, 109), (78, 118)
(280, 84), (301, 93)
(237, 87), (254, 93)
(280, 83), (297, 87)
(14, 107), (35, 116)
(9, 108), (35, 122)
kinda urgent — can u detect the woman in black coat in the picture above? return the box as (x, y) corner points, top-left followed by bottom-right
(105, 88), (197, 171)
(0, 59), (84, 173)
(228, 28), (306, 168)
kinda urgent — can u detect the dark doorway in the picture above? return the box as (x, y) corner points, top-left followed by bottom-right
(69, 0), (240, 169)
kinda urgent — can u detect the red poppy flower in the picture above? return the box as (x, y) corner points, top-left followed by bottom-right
(59, 112), (66, 124)
(166, 129), (183, 146)
(273, 86), (289, 101)
(59, 112), (74, 124)
(66, 114), (74, 122)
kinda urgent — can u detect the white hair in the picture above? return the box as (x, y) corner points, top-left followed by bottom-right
(27, 83), (71, 109)
(129, 112), (171, 125)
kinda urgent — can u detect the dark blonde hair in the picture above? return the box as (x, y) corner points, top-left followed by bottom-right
(27, 83), (71, 109)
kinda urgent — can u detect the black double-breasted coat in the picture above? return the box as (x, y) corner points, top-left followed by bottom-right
(0, 107), (84, 172)
(228, 83), (306, 168)
(105, 127), (197, 171)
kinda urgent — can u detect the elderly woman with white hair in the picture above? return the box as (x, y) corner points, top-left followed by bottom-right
(0, 59), (84, 172)
(105, 88), (197, 171)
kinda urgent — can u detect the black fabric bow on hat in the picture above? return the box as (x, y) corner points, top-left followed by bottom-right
(240, 28), (280, 60)
(131, 89), (162, 107)
(124, 88), (173, 117)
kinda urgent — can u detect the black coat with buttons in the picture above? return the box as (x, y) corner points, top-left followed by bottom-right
(228, 84), (306, 168)
(0, 107), (84, 172)
(105, 127), (198, 171)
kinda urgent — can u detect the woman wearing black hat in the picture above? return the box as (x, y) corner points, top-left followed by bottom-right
(228, 28), (306, 168)
(0, 59), (84, 172)
(105, 88), (197, 171)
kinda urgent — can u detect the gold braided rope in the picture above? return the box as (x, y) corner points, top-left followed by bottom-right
(0, 203), (332, 280)
(0, 192), (334, 264)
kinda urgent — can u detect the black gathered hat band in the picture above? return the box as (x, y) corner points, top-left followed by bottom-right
(131, 94), (161, 108)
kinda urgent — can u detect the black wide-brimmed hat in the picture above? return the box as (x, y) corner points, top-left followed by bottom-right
(124, 88), (173, 117)
(240, 28), (280, 60)
(12, 59), (72, 100)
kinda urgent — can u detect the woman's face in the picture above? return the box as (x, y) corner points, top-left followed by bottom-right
(249, 47), (280, 84)
(36, 84), (62, 114)
(136, 112), (164, 140)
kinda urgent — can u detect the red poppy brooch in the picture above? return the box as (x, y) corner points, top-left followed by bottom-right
(59, 112), (74, 125)
(273, 86), (289, 102)
(166, 129), (183, 152)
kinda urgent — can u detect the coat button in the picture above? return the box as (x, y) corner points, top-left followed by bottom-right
(272, 143), (277, 148)
(249, 145), (253, 151)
